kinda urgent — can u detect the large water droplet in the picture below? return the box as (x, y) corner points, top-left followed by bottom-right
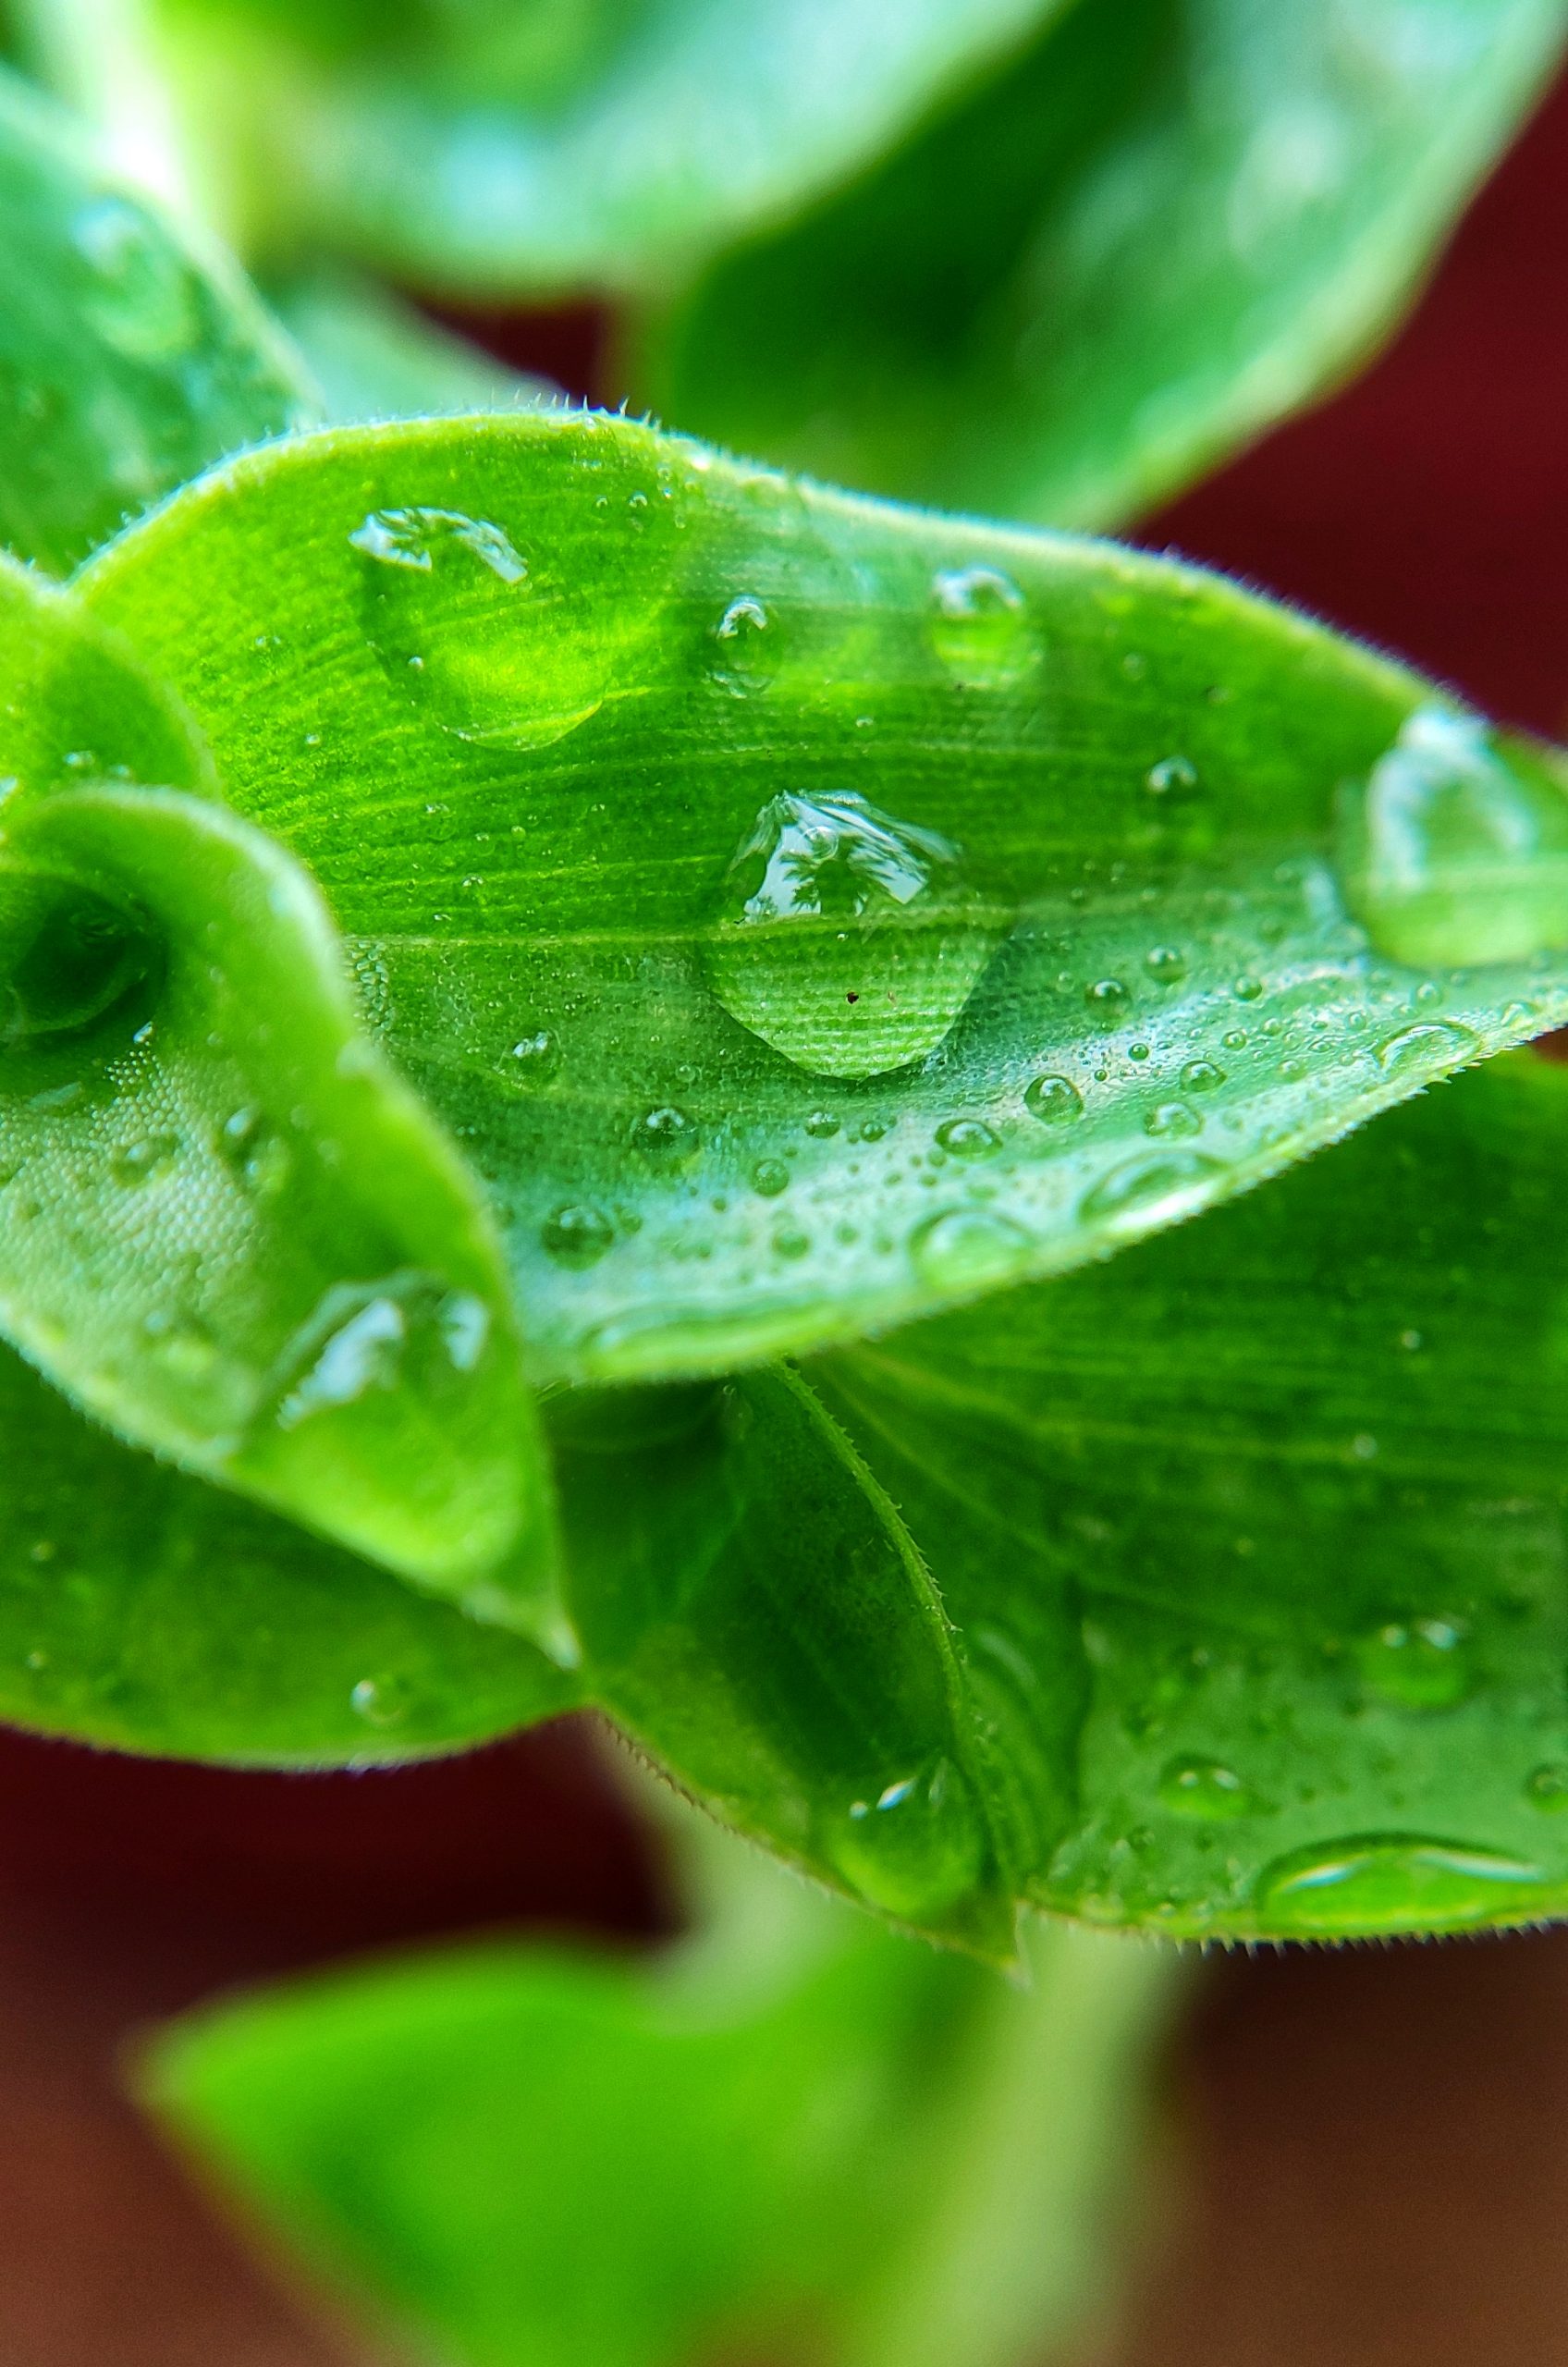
(0, 872), (161, 1055)
(826, 1758), (988, 1921)
(1256, 1834), (1549, 1936)
(935, 1116), (1000, 1159)
(1025, 1073), (1084, 1125)
(1374, 1019), (1478, 1073)
(1338, 705), (1568, 965)
(1158, 1757), (1263, 1819)
(1080, 1151), (1225, 1226)
(910, 1207), (1032, 1292)
(928, 568), (1038, 689)
(704, 791), (1004, 1078)
(263, 1271), (491, 1437)
(1357, 1616), (1471, 1711)
(709, 595), (774, 695)
(353, 506), (604, 750)
(542, 1205), (614, 1268)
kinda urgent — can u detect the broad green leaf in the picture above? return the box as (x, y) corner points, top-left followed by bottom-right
(270, 272), (559, 428)
(640, 0), (1567, 530)
(79, 412), (1568, 1385)
(551, 1370), (1013, 1956)
(0, 1327), (571, 1763)
(0, 59), (318, 572)
(808, 1053), (1568, 1940)
(102, 0), (1070, 296)
(143, 1810), (1175, 2367)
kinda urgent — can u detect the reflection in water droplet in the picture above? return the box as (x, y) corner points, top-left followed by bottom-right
(1256, 1834), (1549, 1936)
(1159, 1758), (1262, 1819)
(935, 1117), (1000, 1159)
(910, 1208), (1031, 1291)
(1375, 1019), (1479, 1072)
(542, 1205), (615, 1268)
(1025, 1073), (1084, 1125)
(709, 595), (773, 695)
(704, 791), (1005, 1079)
(1337, 705), (1568, 965)
(1144, 1101), (1201, 1140)
(1180, 1060), (1225, 1093)
(827, 1758), (988, 1921)
(1357, 1617), (1471, 1710)
(751, 1157), (790, 1197)
(1145, 755), (1199, 800)
(352, 506), (605, 750)
(1080, 1151), (1225, 1225)
(928, 568), (1037, 689)
(1526, 1763), (1568, 1810)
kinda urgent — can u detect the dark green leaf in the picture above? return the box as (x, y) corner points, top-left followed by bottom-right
(78, 412), (1568, 1385)
(0, 1326), (571, 1762)
(144, 1814), (1175, 2367)
(0, 60), (318, 570)
(641, 0), (1567, 528)
(63, 0), (1070, 297)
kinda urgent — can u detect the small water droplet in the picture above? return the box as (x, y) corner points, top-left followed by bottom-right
(1526, 1763), (1568, 1810)
(803, 1110), (841, 1139)
(704, 791), (1004, 1079)
(109, 1132), (179, 1187)
(1256, 1834), (1549, 1936)
(502, 1028), (560, 1081)
(935, 1117), (1000, 1159)
(542, 1205), (615, 1268)
(1144, 1101), (1201, 1140)
(910, 1207), (1031, 1291)
(350, 1672), (414, 1729)
(709, 595), (773, 695)
(772, 1225), (811, 1260)
(1081, 1151), (1225, 1225)
(1232, 975), (1264, 1002)
(1337, 705), (1568, 965)
(1159, 1758), (1262, 1819)
(1145, 754), (1200, 800)
(1025, 1073), (1084, 1124)
(264, 1272), (490, 1436)
(218, 1107), (291, 1198)
(1375, 1019), (1479, 1072)
(1180, 1059), (1226, 1093)
(928, 567), (1037, 689)
(1145, 945), (1187, 983)
(630, 1105), (699, 1159)
(1357, 1617), (1471, 1710)
(826, 1758), (988, 1921)
(1084, 977), (1129, 1012)
(751, 1157), (790, 1196)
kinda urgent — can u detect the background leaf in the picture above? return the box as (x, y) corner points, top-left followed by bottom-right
(0, 60), (318, 571)
(640, 0), (1568, 529)
(270, 270), (561, 427)
(79, 412), (1568, 1386)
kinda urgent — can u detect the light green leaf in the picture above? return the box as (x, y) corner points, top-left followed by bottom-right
(812, 1053), (1568, 1939)
(640, 0), (1567, 529)
(143, 1810), (1175, 2367)
(79, 412), (1568, 1385)
(0, 1326), (572, 1763)
(270, 271), (560, 428)
(107, 0), (1070, 296)
(0, 59), (318, 571)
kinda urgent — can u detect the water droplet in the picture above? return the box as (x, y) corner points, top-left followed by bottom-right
(910, 1208), (1031, 1291)
(772, 1225), (811, 1260)
(145, 1313), (217, 1382)
(1025, 1073), (1084, 1124)
(350, 1672), (414, 1729)
(1526, 1763), (1568, 1810)
(630, 1105), (699, 1160)
(1144, 1101), (1201, 1139)
(73, 197), (199, 361)
(352, 506), (605, 750)
(709, 595), (773, 695)
(928, 568), (1037, 689)
(1145, 945), (1187, 983)
(1080, 1152), (1225, 1226)
(1256, 1834), (1549, 1936)
(0, 875), (161, 1052)
(1159, 1758), (1262, 1819)
(1180, 1059), (1225, 1093)
(935, 1116), (1000, 1159)
(827, 1758), (988, 1921)
(1232, 975), (1264, 1002)
(109, 1133), (179, 1187)
(502, 1028), (560, 1081)
(704, 791), (1004, 1079)
(1145, 755), (1200, 800)
(1357, 1617), (1471, 1710)
(218, 1107), (291, 1197)
(542, 1205), (615, 1268)
(1337, 705), (1568, 965)
(1375, 1019), (1479, 1072)
(803, 1110), (841, 1138)
(1084, 977), (1129, 1012)
(263, 1272), (491, 1436)
(751, 1157), (790, 1197)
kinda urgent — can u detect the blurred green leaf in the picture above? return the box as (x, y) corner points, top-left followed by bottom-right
(0, 1327), (572, 1762)
(0, 60), (318, 570)
(55, 0), (1071, 297)
(79, 411), (1568, 1386)
(145, 1814), (1176, 2367)
(270, 271), (560, 426)
(641, 0), (1567, 528)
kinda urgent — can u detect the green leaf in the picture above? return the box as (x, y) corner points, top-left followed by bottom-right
(78, 411), (1568, 1385)
(0, 59), (318, 571)
(143, 1811), (1175, 2367)
(269, 270), (560, 427)
(113, 0), (1071, 296)
(639, 0), (1568, 529)
(0, 1326), (572, 1763)
(811, 1052), (1568, 1940)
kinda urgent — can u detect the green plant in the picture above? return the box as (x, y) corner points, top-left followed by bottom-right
(0, 12), (1563, 2364)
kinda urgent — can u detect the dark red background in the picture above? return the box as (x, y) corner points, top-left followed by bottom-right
(7, 62), (1568, 2367)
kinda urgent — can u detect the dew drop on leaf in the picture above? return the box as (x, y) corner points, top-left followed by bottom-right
(1024, 1073), (1084, 1124)
(217, 1106), (291, 1197)
(1158, 1758), (1262, 1819)
(1179, 1059), (1225, 1093)
(909, 1207), (1032, 1290)
(262, 1271), (492, 1440)
(1336, 705), (1568, 965)
(1525, 1764), (1568, 1810)
(350, 1672), (414, 1730)
(709, 595), (773, 695)
(750, 1157), (790, 1197)
(927, 567), (1037, 689)
(542, 1205), (615, 1268)
(1084, 977), (1129, 1013)
(109, 1132), (179, 1187)
(1374, 1019), (1479, 1072)
(1145, 754), (1200, 800)
(1356, 1617), (1472, 1710)
(934, 1116), (1000, 1159)
(1079, 1151), (1226, 1225)
(826, 1758), (988, 1921)
(503, 1029), (560, 1080)
(630, 1105), (699, 1159)
(1255, 1835), (1549, 1936)
(704, 790), (1005, 1078)
(1144, 1101), (1201, 1139)
(1145, 945), (1187, 983)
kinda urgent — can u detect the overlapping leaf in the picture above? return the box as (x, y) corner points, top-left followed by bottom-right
(0, 61), (318, 571)
(642, 0), (1568, 528)
(78, 411), (1568, 1388)
(45, 0), (1068, 295)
